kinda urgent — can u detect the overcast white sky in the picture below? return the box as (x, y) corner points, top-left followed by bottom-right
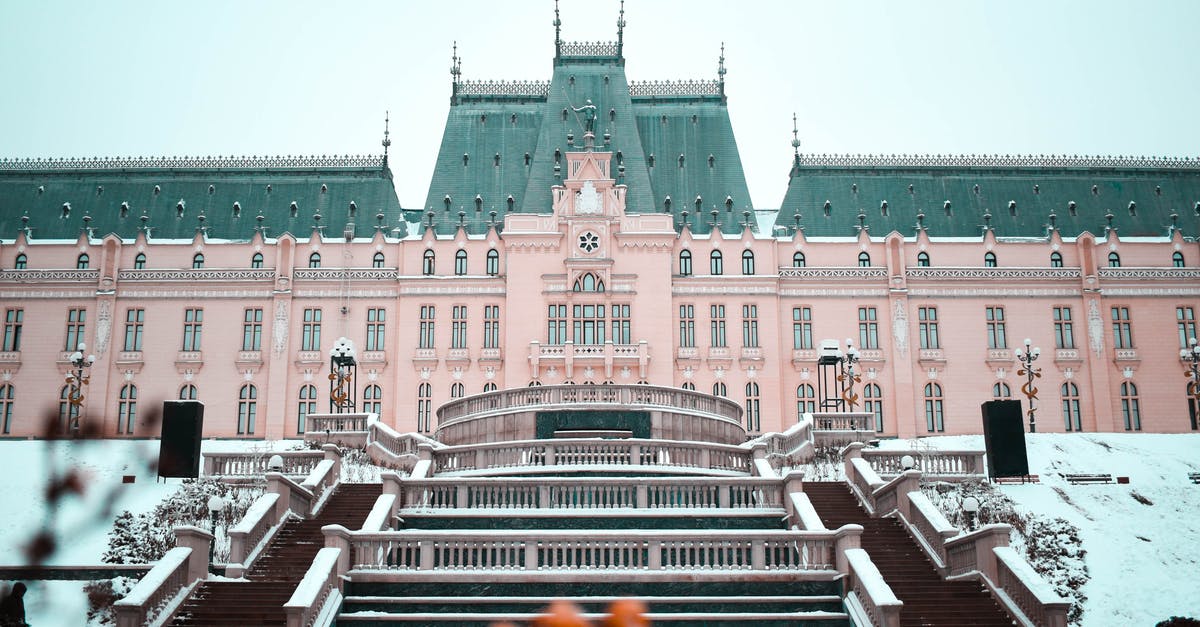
(1, 0), (1197, 209)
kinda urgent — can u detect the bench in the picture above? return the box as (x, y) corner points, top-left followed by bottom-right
(1064, 473), (1114, 485)
(993, 475), (1040, 485)
(1189, 472), (1200, 485)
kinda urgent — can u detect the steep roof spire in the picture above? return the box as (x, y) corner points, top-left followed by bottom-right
(717, 42), (726, 102)
(554, 0), (562, 59)
(616, 0), (626, 57)
(381, 110), (392, 168)
(449, 41), (462, 105)
(791, 113), (802, 167)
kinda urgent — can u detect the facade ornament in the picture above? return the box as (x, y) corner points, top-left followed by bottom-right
(620, 366), (632, 379)
(419, 367), (432, 380)
(892, 300), (909, 355)
(927, 368), (939, 380)
(272, 300), (289, 357)
(799, 368), (811, 380)
(1087, 300), (1104, 357)
(484, 366), (496, 380)
(583, 366), (596, 379)
(452, 366), (464, 380)
(682, 366), (694, 379)
(95, 300), (112, 355)
(576, 180), (602, 214)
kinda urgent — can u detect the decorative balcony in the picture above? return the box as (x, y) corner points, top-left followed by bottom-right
(478, 347), (503, 363)
(917, 348), (945, 367)
(706, 346), (732, 366)
(857, 349), (885, 362)
(235, 350), (263, 374)
(791, 349), (818, 368)
(1054, 348), (1082, 364)
(985, 348), (1013, 367)
(739, 346), (764, 365)
(358, 350), (387, 365)
(446, 348), (470, 364)
(174, 351), (203, 374)
(295, 351), (323, 364)
(115, 351), (144, 373)
(528, 341), (649, 380)
(1113, 348), (1139, 362)
(0, 351), (20, 374)
(412, 348), (438, 367)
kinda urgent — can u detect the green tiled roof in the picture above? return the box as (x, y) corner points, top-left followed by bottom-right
(778, 155), (1200, 238)
(0, 156), (405, 241)
(420, 45), (752, 235)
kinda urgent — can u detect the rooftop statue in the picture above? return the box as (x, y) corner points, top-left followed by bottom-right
(573, 99), (597, 133)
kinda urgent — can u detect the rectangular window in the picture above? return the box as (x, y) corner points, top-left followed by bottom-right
(2, 309), (22, 352)
(710, 304), (726, 347)
(123, 308), (145, 351)
(858, 307), (878, 350)
(181, 308), (203, 351)
(366, 308), (386, 351)
(65, 308), (87, 352)
(985, 306), (1006, 349)
(417, 385), (432, 433)
(451, 305), (468, 349)
(918, 307), (939, 350)
(547, 304), (567, 345)
(242, 308), (263, 351)
(741, 304), (759, 348)
(419, 305), (436, 349)
(792, 307), (812, 350)
(679, 305), (695, 348)
(611, 304), (631, 345)
(301, 308), (322, 351)
(483, 305), (500, 349)
(1178, 306), (1197, 348)
(1053, 306), (1074, 349)
(1110, 306), (1133, 349)
(572, 304), (605, 345)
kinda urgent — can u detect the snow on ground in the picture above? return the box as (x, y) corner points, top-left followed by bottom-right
(0, 438), (303, 626)
(2, 435), (1198, 625)
(880, 433), (1200, 626)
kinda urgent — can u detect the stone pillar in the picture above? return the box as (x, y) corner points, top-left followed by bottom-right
(174, 525), (214, 583)
(834, 524), (863, 576)
(972, 524), (1011, 584)
(322, 524), (352, 577)
(894, 469), (922, 518)
(266, 472), (292, 519)
(322, 443), (342, 482)
(842, 441), (865, 479)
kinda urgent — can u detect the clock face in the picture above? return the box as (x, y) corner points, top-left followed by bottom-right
(578, 231), (600, 253)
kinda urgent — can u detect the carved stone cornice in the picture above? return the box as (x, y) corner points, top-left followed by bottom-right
(292, 269), (399, 281)
(905, 267), (1081, 281)
(908, 288), (1080, 298)
(1097, 268), (1200, 281)
(117, 269), (276, 282)
(0, 269), (100, 282)
(779, 267), (888, 280)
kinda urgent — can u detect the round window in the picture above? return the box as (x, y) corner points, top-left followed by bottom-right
(578, 231), (600, 253)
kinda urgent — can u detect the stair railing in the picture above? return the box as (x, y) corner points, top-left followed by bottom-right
(283, 547), (343, 627)
(226, 492), (287, 578)
(747, 414), (814, 468)
(365, 421), (441, 470)
(322, 525), (863, 575)
(843, 547), (902, 627)
(203, 450), (324, 479)
(839, 448), (1071, 627)
(113, 527), (211, 627)
(429, 437), (753, 475)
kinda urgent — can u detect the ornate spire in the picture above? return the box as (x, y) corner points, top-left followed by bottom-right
(449, 42), (462, 105)
(717, 42), (726, 102)
(381, 111), (392, 168)
(616, 0), (626, 58)
(791, 113), (801, 165)
(554, 0), (562, 59)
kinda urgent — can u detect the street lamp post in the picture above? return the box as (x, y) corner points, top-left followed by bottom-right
(1017, 338), (1042, 433)
(64, 342), (96, 435)
(838, 338), (861, 411)
(328, 337), (357, 415)
(207, 494), (227, 565)
(962, 496), (981, 531)
(1182, 337), (1200, 415)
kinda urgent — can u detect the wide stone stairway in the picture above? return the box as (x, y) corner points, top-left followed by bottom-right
(803, 482), (1015, 627)
(169, 483), (382, 626)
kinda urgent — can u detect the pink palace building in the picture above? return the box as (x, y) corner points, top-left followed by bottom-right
(1, 19), (1199, 442)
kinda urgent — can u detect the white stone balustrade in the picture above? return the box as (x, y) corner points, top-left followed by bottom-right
(860, 448), (986, 480)
(902, 491), (958, 568)
(398, 476), (784, 511)
(113, 545), (197, 627)
(284, 547), (343, 627)
(327, 527), (863, 574)
(430, 438), (752, 475)
(436, 383), (742, 425)
(844, 547), (902, 627)
(204, 450), (324, 477)
(994, 546), (1071, 627)
(307, 413), (371, 433)
(227, 493), (282, 577)
(752, 414), (814, 466)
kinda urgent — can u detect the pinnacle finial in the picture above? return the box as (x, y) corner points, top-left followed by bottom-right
(554, 0), (562, 57)
(381, 110), (392, 162)
(718, 42), (726, 78)
(450, 41), (461, 82)
(617, 0), (626, 54)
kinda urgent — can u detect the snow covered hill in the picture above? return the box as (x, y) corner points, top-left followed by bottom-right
(1, 434), (1197, 626)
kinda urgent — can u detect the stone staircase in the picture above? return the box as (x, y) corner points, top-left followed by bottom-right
(803, 482), (1015, 627)
(169, 483), (382, 626)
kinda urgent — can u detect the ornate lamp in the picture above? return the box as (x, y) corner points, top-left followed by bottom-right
(329, 337), (357, 414)
(64, 342), (96, 435)
(1017, 338), (1042, 433)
